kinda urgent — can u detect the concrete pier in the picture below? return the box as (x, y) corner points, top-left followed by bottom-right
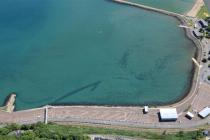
(111, 0), (184, 18)
(5, 93), (16, 113)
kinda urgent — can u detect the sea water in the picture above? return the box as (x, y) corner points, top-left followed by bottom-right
(0, 0), (196, 110)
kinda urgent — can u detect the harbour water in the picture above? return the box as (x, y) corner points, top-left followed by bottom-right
(0, 0), (196, 110)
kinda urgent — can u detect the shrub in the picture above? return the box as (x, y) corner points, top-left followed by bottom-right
(5, 123), (21, 132)
(20, 131), (36, 140)
(202, 58), (207, 63)
(21, 124), (33, 130)
(208, 76), (210, 81)
(0, 128), (10, 135)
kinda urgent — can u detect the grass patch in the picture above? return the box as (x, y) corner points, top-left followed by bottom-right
(197, 5), (210, 19)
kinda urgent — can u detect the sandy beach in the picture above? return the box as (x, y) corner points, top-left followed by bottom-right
(186, 0), (204, 17)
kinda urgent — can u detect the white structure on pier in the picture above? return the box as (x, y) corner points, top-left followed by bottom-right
(159, 108), (178, 121)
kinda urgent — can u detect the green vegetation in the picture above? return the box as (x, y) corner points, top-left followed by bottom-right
(208, 76), (210, 81)
(202, 58), (207, 63)
(197, 5), (210, 19)
(0, 122), (205, 140)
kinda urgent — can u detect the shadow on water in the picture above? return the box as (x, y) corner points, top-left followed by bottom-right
(51, 81), (102, 104)
(16, 81), (101, 107)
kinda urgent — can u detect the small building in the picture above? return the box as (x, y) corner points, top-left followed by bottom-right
(186, 111), (194, 120)
(159, 108), (178, 121)
(198, 19), (208, 28)
(143, 106), (148, 114)
(198, 107), (210, 118)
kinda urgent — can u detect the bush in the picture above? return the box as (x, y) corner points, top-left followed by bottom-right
(21, 124), (33, 130)
(208, 76), (210, 81)
(0, 128), (10, 135)
(202, 58), (207, 63)
(20, 131), (36, 140)
(177, 131), (184, 137)
(5, 124), (21, 132)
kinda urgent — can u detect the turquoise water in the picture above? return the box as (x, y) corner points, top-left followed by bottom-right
(0, 0), (196, 110)
(130, 0), (195, 14)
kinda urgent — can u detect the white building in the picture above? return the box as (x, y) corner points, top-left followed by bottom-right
(199, 107), (210, 118)
(186, 111), (194, 119)
(159, 108), (178, 121)
(143, 106), (148, 114)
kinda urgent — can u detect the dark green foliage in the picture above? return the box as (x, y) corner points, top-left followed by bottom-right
(0, 122), (204, 140)
(20, 131), (36, 140)
(21, 124), (33, 130)
(208, 76), (210, 81)
(202, 58), (207, 63)
(176, 131), (184, 137)
(5, 123), (21, 132)
(0, 127), (10, 135)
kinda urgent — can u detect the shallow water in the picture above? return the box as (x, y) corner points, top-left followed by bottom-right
(0, 0), (196, 110)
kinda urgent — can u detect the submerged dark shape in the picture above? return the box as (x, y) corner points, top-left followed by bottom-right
(52, 81), (102, 104)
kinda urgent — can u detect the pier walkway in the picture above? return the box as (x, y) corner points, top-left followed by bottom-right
(111, 0), (184, 18)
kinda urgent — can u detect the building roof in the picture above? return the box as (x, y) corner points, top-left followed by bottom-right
(199, 107), (210, 118)
(159, 108), (178, 120)
(144, 106), (148, 112)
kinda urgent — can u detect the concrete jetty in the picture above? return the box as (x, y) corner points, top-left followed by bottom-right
(5, 93), (16, 113)
(111, 0), (184, 18)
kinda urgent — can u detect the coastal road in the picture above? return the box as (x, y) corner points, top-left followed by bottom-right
(0, 103), (209, 129)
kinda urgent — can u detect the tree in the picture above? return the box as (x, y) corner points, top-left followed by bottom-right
(20, 131), (36, 140)
(202, 58), (207, 63)
(5, 123), (21, 132)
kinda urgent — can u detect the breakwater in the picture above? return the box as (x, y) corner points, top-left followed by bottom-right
(111, 0), (184, 17)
